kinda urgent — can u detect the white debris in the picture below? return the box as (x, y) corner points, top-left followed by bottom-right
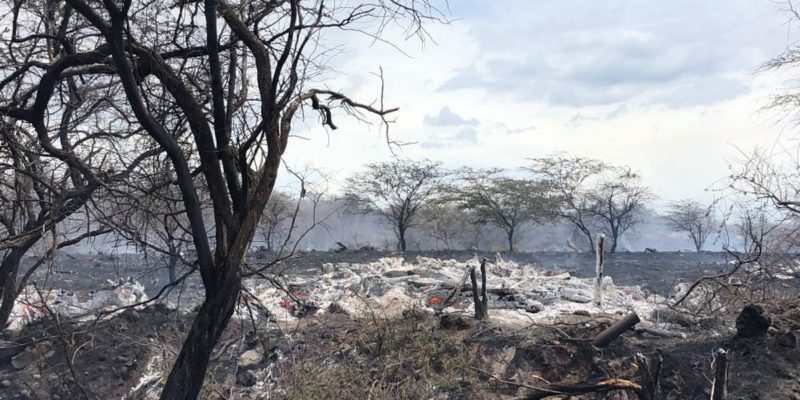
(247, 256), (666, 326)
(126, 352), (164, 400)
(9, 279), (147, 330)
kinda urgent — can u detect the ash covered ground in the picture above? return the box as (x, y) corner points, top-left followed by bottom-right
(19, 250), (735, 295)
(1, 250), (799, 399)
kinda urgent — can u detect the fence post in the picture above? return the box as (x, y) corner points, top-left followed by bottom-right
(594, 233), (605, 308)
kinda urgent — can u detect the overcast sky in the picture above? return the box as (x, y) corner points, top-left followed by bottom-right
(281, 0), (799, 206)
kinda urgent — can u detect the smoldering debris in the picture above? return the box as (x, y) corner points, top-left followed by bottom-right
(250, 256), (675, 331)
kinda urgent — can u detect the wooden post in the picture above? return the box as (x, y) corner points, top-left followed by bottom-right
(592, 312), (640, 347)
(710, 348), (728, 400)
(594, 233), (605, 308)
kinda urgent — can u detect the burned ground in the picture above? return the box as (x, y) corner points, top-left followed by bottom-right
(2, 306), (800, 399)
(23, 250), (735, 296)
(2, 251), (800, 399)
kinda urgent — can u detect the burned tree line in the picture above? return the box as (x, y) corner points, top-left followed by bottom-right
(342, 156), (661, 253)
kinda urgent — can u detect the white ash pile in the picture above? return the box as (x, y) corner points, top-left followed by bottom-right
(252, 256), (666, 326)
(9, 278), (147, 330)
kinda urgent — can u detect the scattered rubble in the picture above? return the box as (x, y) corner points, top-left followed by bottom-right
(10, 341), (54, 370)
(9, 279), (147, 330)
(238, 349), (263, 369)
(251, 256), (669, 330)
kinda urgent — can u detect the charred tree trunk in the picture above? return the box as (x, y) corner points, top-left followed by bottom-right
(636, 351), (662, 400)
(0, 239), (38, 329)
(470, 259), (488, 320)
(397, 224), (407, 252)
(159, 266), (241, 399)
(710, 348), (728, 400)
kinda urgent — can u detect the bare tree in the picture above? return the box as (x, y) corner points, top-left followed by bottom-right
(0, 28), (140, 330)
(255, 191), (295, 253)
(587, 167), (653, 253)
(452, 169), (557, 253)
(664, 199), (717, 251)
(344, 159), (450, 251)
(90, 157), (201, 285)
(0, 0), (446, 398)
(418, 203), (479, 250)
(528, 154), (607, 251)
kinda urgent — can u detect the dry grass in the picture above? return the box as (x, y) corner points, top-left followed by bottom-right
(275, 310), (475, 400)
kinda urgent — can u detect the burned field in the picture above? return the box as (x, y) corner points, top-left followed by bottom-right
(1, 250), (799, 399)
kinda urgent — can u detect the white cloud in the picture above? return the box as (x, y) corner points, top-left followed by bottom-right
(279, 0), (796, 205)
(423, 106), (478, 127)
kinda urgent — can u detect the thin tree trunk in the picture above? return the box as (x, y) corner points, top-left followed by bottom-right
(166, 240), (178, 284)
(578, 224), (594, 252)
(159, 266), (241, 399)
(168, 253), (178, 284)
(507, 227), (514, 253)
(398, 225), (407, 252)
(610, 228), (619, 253)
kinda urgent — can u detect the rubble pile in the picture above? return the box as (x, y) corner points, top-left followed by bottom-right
(7, 255), (676, 333)
(252, 256), (668, 327)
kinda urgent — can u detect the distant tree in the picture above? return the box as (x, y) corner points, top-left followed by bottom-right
(452, 169), (558, 253)
(664, 199), (717, 252)
(256, 191), (295, 252)
(418, 203), (479, 250)
(344, 160), (450, 251)
(527, 154), (607, 251)
(587, 167), (653, 253)
(89, 155), (216, 285)
(530, 155), (652, 253)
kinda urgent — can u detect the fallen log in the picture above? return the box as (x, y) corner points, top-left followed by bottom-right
(592, 311), (641, 347)
(517, 378), (643, 399)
